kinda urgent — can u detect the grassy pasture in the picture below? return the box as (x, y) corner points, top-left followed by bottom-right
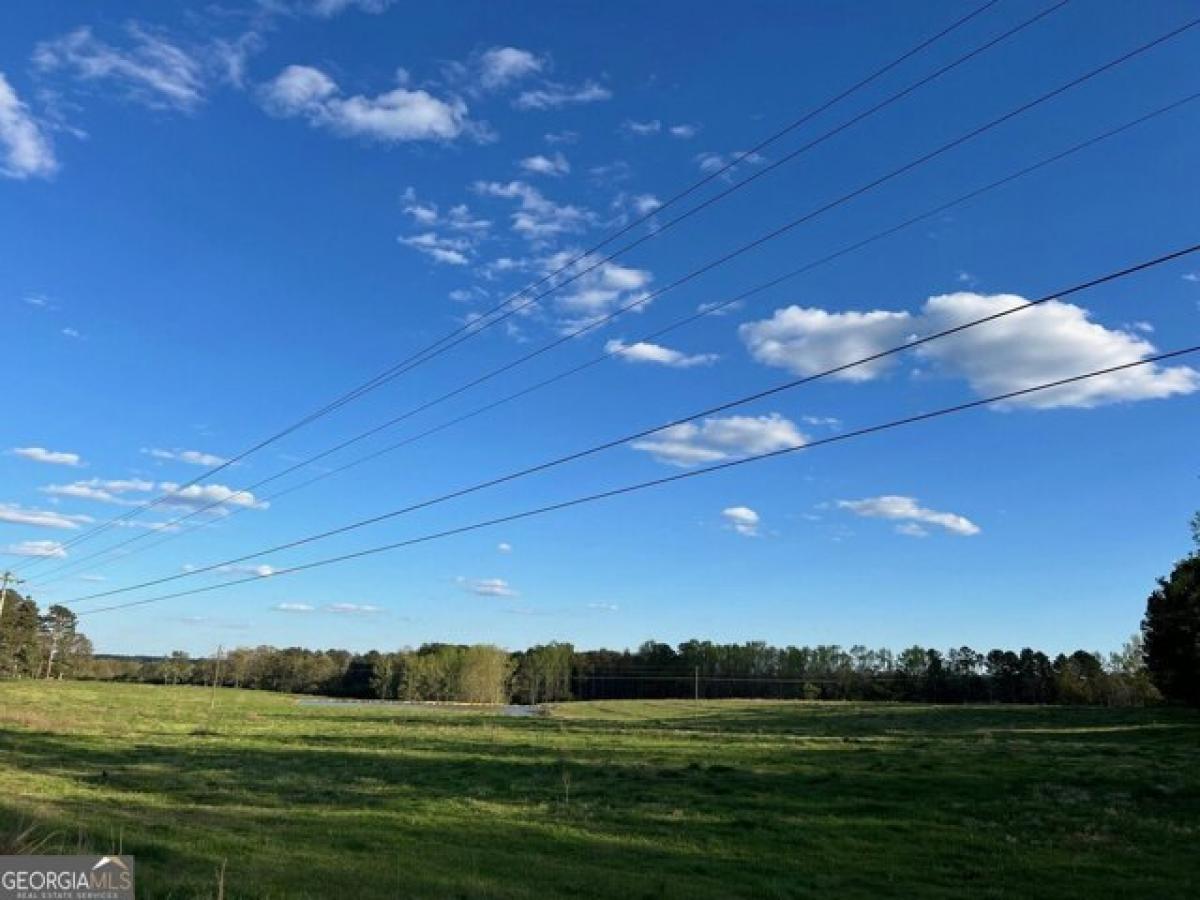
(1, 681), (1198, 898)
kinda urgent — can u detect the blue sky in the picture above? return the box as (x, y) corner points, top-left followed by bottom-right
(2, 0), (1198, 657)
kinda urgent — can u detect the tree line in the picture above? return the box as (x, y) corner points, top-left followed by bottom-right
(76, 637), (1159, 706)
(0, 588), (92, 680)
(3, 514), (1197, 706)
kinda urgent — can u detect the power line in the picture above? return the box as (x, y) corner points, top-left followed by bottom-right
(38, 88), (1200, 589)
(35, 11), (1187, 586)
(73, 346), (1200, 617)
(16, 0), (1004, 571)
(64, 241), (1200, 602)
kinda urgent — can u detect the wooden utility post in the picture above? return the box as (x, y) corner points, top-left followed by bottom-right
(0, 570), (24, 629)
(210, 645), (224, 710)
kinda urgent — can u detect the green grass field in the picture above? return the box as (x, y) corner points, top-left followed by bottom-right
(1, 681), (1198, 898)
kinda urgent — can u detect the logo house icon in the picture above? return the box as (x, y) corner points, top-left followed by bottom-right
(91, 857), (129, 872)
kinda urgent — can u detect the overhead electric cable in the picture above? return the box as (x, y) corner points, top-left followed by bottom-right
(68, 241), (1200, 606)
(16, 0), (1006, 569)
(35, 84), (1200, 588)
(73, 346), (1200, 617)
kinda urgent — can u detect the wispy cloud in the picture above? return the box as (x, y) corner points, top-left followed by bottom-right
(44, 477), (266, 513)
(302, 0), (396, 17)
(0, 73), (57, 179)
(474, 180), (594, 244)
(0, 503), (92, 530)
(398, 232), (472, 265)
(325, 602), (381, 614)
(515, 80), (611, 111)
(621, 118), (660, 136)
(519, 151), (570, 177)
(722, 505), (760, 537)
(143, 447), (227, 467)
(837, 495), (980, 537)
(5, 539), (67, 558)
(11, 446), (82, 467)
(605, 338), (716, 368)
(459, 577), (518, 597)
(477, 47), (544, 91)
(632, 413), (805, 468)
(34, 25), (206, 112)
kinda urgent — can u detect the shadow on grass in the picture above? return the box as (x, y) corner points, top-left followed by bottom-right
(3, 702), (1199, 898)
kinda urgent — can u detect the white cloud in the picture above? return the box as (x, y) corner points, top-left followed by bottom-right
(43, 478), (154, 504)
(695, 149), (765, 176)
(917, 292), (1199, 409)
(11, 446), (82, 467)
(260, 64), (336, 110)
(722, 505), (760, 537)
(324, 602), (381, 614)
(669, 124), (698, 139)
(272, 601), (314, 612)
(740, 291), (1198, 409)
(740, 306), (913, 382)
(497, 542), (513, 553)
(622, 118), (660, 136)
(587, 602), (620, 612)
(630, 194), (662, 215)
(61, 327), (82, 339)
(632, 413), (806, 467)
(460, 577), (517, 597)
(802, 415), (841, 429)
(478, 47), (543, 90)
(78, 574), (106, 582)
(6, 539), (66, 558)
(1182, 272), (1198, 283)
(144, 447), (227, 467)
(544, 130), (578, 145)
(34, 25), (205, 111)
(398, 232), (471, 265)
(0, 503), (92, 530)
(605, 338), (717, 368)
(261, 64), (475, 143)
(534, 250), (653, 331)
(215, 563), (275, 577)
(400, 192), (490, 237)
(837, 495), (980, 536)
(208, 32), (263, 89)
(161, 482), (267, 512)
(515, 80), (611, 110)
(304, 0), (395, 16)
(43, 478), (265, 513)
(404, 201), (438, 226)
(474, 180), (593, 243)
(519, 152), (569, 177)
(697, 299), (743, 317)
(0, 73), (57, 179)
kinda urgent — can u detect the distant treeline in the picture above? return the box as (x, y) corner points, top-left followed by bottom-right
(80, 637), (1160, 707)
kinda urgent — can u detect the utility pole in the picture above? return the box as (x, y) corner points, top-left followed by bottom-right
(0, 570), (26, 655)
(210, 645), (223, 710)
(44, 629), (58, 679)
(694, 665), (700, 702)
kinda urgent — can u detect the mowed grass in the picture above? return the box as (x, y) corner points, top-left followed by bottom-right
(1, 682), (1198, 898)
